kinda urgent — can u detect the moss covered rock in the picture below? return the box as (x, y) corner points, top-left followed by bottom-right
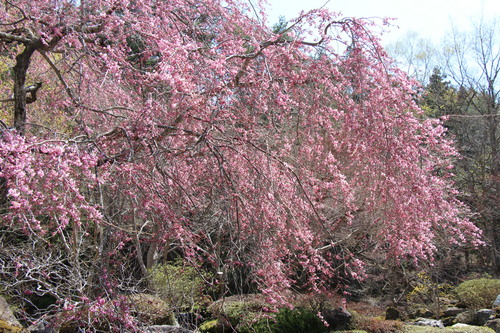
(0, 296), (25, 333)
(129, 293), (175, 325)
(0, 320), (25, 333)
(199, 319), (224, 333)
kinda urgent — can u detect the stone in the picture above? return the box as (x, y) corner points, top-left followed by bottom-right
(476, 309), (495, 326)
(321, 306), (352, 331)
(413, 307), (434, 318)
(0, 296), (26, 333)
(385, 306), (400, 320)
(486, 318), (500, 333)
(452, 323), (474, 328)
(443, 306), (465, 317)
(494, 295), (500, 307)
(144, 325), (194, 333)
(175, 312), (203, 330)
(412, 318), (444, 328)
(27, 322), (55, 333)
(455, 310), (476, 325)
(129, 294), (174, 325)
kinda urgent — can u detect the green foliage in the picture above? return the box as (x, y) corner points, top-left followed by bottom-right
(406, 272), (451, 317)
(271, 16), (293, 42)
(269, 307), (326, 333)
(148, 260), (214, 311)
(407, 272), (452, 303)
(199, 319), (224, 333)
(206, 296), (327, 333)
(453, 278), (500, 309)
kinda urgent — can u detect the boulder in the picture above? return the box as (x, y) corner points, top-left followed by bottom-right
(0, 296), (26, 333)
(321, 306), (352, 331)
(486, 318), (500, 333)
(494, 295), (500, 307)
(455, 309), (476, 325)
(385, 306), (400, 320)
(412, 318), (444, 328)
(144, 325), (194, 333)
(129, 294), (174, 325)
(451, 323), (475, 328)
(443, 306), (465, 317)
(476, 309), (495, 326)
(411, 307), (434, 318)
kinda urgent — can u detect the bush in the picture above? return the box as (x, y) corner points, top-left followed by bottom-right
(453, 278), (500, 309)
(270, 307), (326, 333)
(206, 296), (328, 333)
(148, 260), (214, 311)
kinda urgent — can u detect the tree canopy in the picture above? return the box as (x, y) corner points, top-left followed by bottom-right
(0, 0), (482, 329)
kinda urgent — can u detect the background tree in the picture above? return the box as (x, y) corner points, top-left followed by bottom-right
(0, 0), (482, 330)
(440, 18), (500, 276)
(386, 31), (438, 84)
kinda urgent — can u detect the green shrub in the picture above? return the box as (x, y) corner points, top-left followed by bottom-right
(453, 278), (500, 309)
(270, 307), (326, 333)
(148, 260), (214, 311)
(206, 296), (327, 333)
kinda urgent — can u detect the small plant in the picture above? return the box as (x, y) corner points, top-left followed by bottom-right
(453, 278), (500, 309)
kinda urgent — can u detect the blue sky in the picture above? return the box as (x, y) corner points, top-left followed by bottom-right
(261, 0), (499, 45)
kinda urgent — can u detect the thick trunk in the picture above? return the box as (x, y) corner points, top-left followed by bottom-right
(13, 43), (37, 134)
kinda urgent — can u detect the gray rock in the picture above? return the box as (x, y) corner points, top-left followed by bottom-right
(455, 309), (476, 325)
(28, 322), (55, 333)
(321, 306), (352, 331)
(476, 309), (495, 326)
(494, 294), (500, 307)
(412, 318), (444, 328)
(144, 325), (194, 333)
(175, 312), (203, 330)
(0, 295), (26, 332)
(385, 306), (400, 320)
(443, 306), (465, 317)
(486, 319), (500, 333)
(452, 323), (474, 328)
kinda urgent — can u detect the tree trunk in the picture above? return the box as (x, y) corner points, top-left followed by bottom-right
(13, 43), (37, 134)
